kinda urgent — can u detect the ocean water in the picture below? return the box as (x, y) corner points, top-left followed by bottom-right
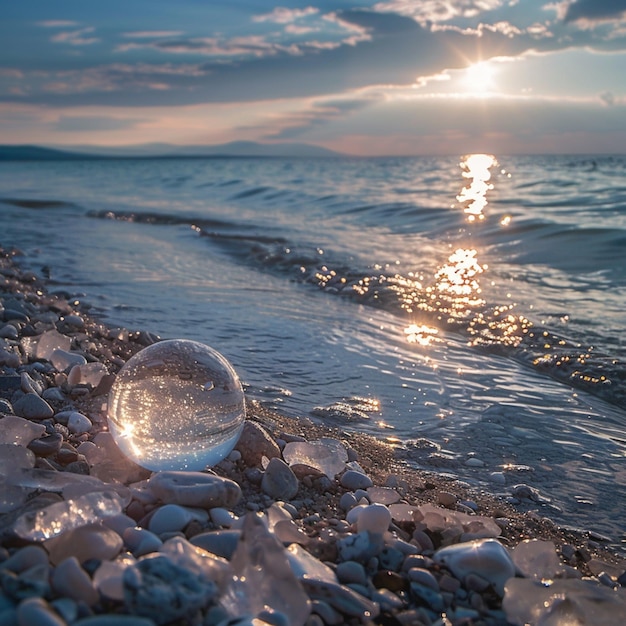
(2, 154), (625, 550)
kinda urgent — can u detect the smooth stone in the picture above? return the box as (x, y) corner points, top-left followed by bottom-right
(465, 457), (485, 467)
(20, 372), (42, 396)
(44, 523), (123, 566)
(148, 504), (208, 535)
(337, 530), (382, 563)
(12, 393), (53, 420)
(336, 561), (367, 586)
(366, 486), (401, 505)
(123, 554), (216, 625)
(190, 529), (241, 560)
(262, 458), (299, 500)
(28, 432), (63, 457)
(63, 314), (84, 329)
(51, 557), (99, 606)
(434, 538), (515, 596)
(0, 325), (19, 340)
(17, 597), (66, 626)
(123, 528), (163, 558)
(209, 507), (237, 528)
(340, 470), (373, 491)
(408, 567), (440, 591)
(147, 471), (241, 509)
(437, 491), (457, 507)
(0, 545), (49, 574)
(234, 421), (281, 467)
(66, 412), (93, 434)
(355, 503), (392, 535)
(93, 558), (135, 601)
(339, 492), (358, 511)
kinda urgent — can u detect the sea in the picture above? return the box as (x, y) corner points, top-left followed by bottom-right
(1, 153), (625, 551)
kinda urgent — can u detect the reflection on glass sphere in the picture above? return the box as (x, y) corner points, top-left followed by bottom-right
(108, 339), (245, 471)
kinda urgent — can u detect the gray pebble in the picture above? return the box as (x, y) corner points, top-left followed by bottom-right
(12, 393), (54, 419)
(336, 561), (367, 586)
(340, 470), (373, 491)
(262, 458), (299, 500)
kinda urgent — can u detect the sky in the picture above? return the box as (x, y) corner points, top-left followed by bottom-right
(1, 0), (626, 155)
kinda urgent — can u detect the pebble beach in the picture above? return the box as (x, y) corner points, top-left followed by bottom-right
(1, 244), (625, 625)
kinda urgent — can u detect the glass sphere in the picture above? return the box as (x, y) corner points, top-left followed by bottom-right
(108, 339), (245, 471)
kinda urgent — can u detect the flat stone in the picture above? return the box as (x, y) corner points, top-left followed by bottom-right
(262, 457), (299, 500)
(44, 523), (124, 565)
(12, 393), (54, 420)
(147, 471), (241, 509)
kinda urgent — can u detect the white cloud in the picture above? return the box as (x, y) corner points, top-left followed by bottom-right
(122, 31), (184, 38)
(373, 0), (504, 25)
(252, 6), (319, 24)
(51, 27), (99, 46)
(36, 20), (79, 28)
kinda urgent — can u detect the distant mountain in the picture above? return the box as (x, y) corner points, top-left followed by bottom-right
(0, 141), (344, 160)
(0, 145), (97, 161)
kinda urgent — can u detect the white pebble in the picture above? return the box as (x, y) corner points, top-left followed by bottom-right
(356, 503), (392, 535)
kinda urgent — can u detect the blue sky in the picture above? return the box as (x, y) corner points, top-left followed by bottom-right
(1, 0), (626, 155)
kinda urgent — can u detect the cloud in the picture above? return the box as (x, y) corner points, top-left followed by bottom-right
(373, 0), (505, 26)
(51, 27), (99, 46)
(122, 31), (184, 38)
(36, 20), (79, 28)
(252, 6), (319, 24)
(563, 0), (626, 24)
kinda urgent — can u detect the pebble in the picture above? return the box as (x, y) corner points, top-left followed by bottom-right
(52, 556), (99, 606)
(336, 561), (368, 586)
(262, 457), (299, 500)
(147, 504), (208, 535)
(0, 545), (49, 574)
(339, 492), (358, 511)
(234, 420), (281, 466)
(17, 597), (66, 626)
(74, 617), (157, 626)
(45, 523), (124, 566)
(190, 529), (241, 560)
(12, 393), (54, 420)
(123, 528), (163, 557)
(355, 503), (392, 535)
(340, 470), (373, 490)
(67, 411), (93, 434)
(147, 471), (241, 509)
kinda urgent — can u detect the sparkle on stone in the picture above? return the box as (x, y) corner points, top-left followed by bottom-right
(107, 339), (246, 471)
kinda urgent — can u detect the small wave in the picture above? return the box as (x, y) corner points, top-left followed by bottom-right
(230, 186), (272, 199)
(0, 197), (74, 209)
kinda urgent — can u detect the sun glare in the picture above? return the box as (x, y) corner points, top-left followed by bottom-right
(463, 62), (497, 93)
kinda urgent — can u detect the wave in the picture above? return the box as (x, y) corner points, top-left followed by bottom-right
(0, 197), (75, 209)
(90, 207), (626, 412)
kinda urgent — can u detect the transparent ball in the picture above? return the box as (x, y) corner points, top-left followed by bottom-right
(108, 339), (245, 471)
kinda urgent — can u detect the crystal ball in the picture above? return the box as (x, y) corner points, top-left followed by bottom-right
(108, 339), (245, 471)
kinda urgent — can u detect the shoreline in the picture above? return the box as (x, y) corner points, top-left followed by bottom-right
(1, 244), (625, 624)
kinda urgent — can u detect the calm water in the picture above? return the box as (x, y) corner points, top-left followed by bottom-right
(2, 154), (625, 549)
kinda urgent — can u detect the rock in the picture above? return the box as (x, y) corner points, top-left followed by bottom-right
(337, 530), (382, 563)
(262, 458), (299, 500)
(36, 330), (71, 361)
(336, 561), (367, 586)
(355, 503), (392, 535)
(0, 325), (18, 340)
(66, 411), (92, 434)
(147, 471), (241, 509)
(234, 420), (281, 467)
(44, 523), (124, 565)
(17, 597), (66, 626)
(28, 432), (63, 457)
(51, 556), (99, 606)
(0, 545), (49, 574)
(123, 554), (216, 625)
(12, 393), (54, 420)
(434, 538), (515, 596)
(123, 527), (163, 558)
(340, 470), (373, 491)
(190, 529), (241, 560)
(147, 504), (208, 535)
(408, 567), (439, 591)
(74, 616), (157, 626)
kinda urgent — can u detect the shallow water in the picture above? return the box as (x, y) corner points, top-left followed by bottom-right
(1, 154), (625, 550)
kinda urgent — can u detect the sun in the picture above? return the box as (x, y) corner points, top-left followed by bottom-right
(462, 61), (497, 93)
